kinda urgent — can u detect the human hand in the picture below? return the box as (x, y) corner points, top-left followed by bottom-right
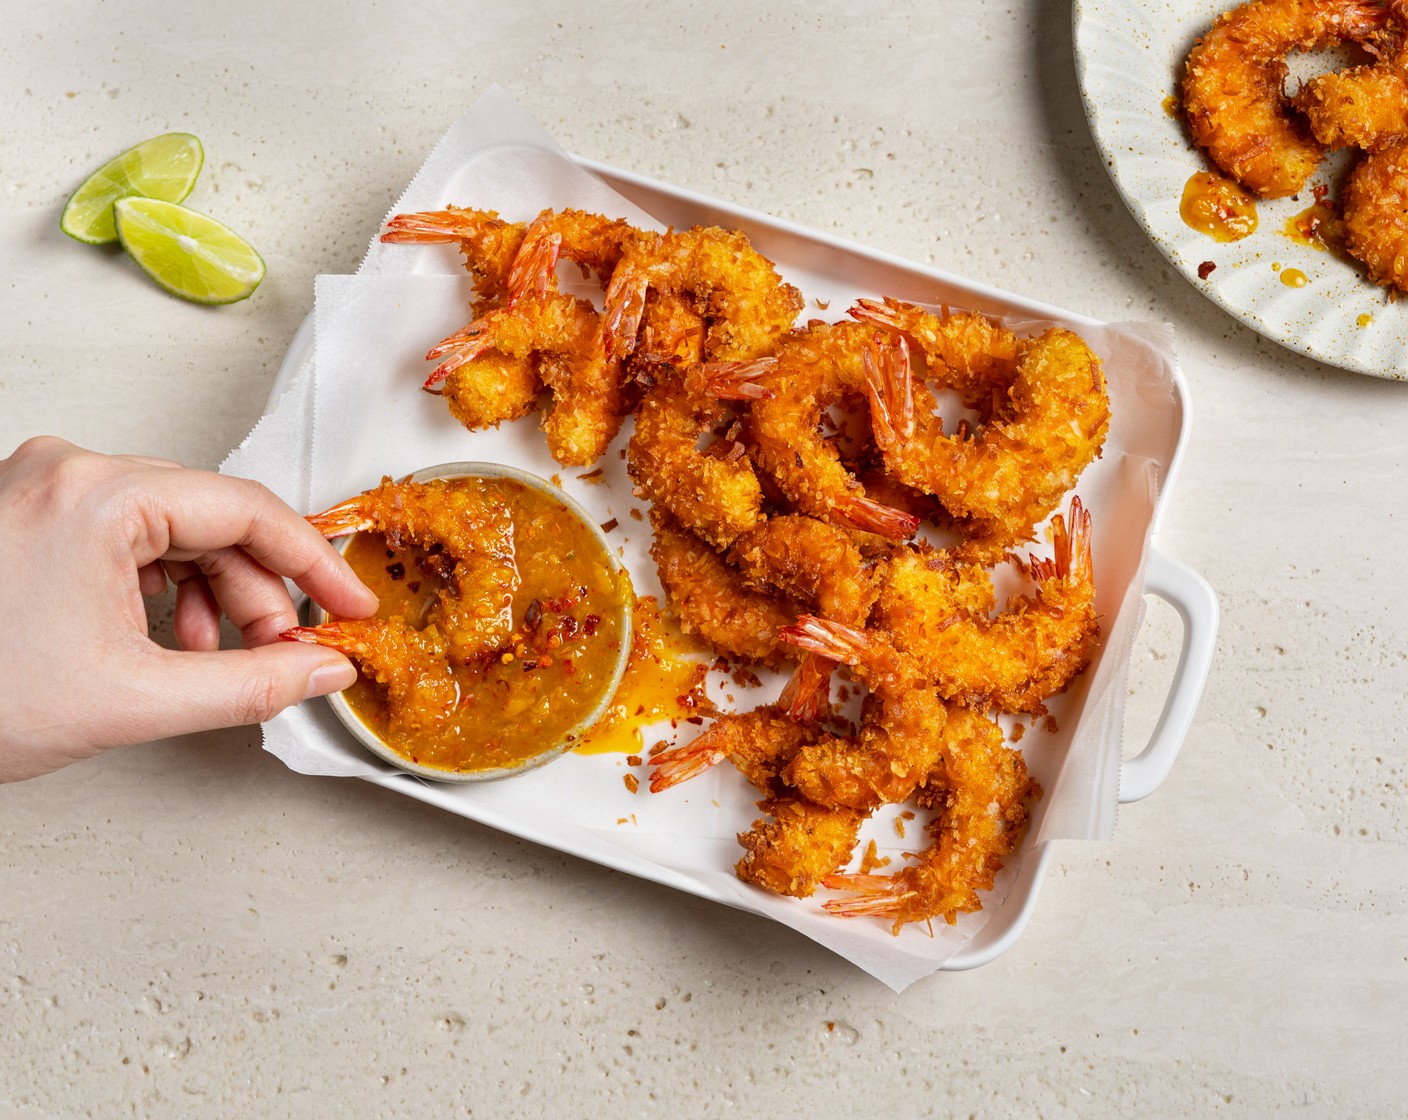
(0, 437), (378, 782)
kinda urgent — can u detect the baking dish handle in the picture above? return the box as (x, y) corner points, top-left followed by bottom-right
(1118, 548), (1219, 804)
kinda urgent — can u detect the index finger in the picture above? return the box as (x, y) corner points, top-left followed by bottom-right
(127, 469), (379, 619)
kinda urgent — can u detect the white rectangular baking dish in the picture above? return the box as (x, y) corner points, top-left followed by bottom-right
(265, 156), (1218, 976)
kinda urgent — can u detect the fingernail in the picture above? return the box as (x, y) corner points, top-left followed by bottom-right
(305, 661), (357, 699)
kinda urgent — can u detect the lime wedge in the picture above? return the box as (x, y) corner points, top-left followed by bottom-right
(114, 197), (265, 305)
(60, 132), (205, 245)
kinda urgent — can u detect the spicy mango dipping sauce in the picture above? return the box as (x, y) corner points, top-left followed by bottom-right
(326, 469), (633, 780)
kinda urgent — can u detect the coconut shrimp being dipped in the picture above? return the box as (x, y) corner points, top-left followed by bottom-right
(1181, 0), (1386, 196)
(283, 618), (461, 742)
(305, 476), (520, 665)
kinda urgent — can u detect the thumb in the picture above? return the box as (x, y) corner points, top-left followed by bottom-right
(115, 643), (358, 744)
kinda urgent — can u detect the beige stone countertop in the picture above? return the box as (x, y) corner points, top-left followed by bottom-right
(3, 2), (1405, 1116)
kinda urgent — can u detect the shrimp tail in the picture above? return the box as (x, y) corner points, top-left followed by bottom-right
(601, 265), (650, 361)
(380, 209), (478, 243)
(305, 497), (376, 538)
(423, 316), (498, 387)
(848, 296), (906, 332)
(649, 737), (728, 791)
(777, 653), (834, 723)
(777, 615), (875, 666)
(280, 623), (359, 656)
(698, 357), (780, 401)
(820, 872), (916, 917)
(862, 332), (914, 447)
(1029, 497), (1092, 585)
(832, 494), (921, 540)
(507, 223), (562, 306)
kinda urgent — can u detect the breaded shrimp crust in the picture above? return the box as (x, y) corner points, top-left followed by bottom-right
(1286, 0), (1408, 151)
(736, 798), (867, 898)
(1343, 137), (1408, 292)
(627, 360), (776, 551)
(648, 509), (796, 668)
(1181, 0), (1385, 196)
(823, 706), (1037, 929)
(748, 320), (921, 541)
(857, 298), (1109, 550)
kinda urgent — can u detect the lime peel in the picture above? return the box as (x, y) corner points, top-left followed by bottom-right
(114, 197), (265, 305)
(60, 132), (204, 245)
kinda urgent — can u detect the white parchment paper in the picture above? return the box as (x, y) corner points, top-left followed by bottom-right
(223, 86), (1184, 990)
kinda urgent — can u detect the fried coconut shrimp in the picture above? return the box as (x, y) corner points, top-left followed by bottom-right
(737, 797), (867, 898)
(649, 707), (863, 899)
(283, 618), (460, 740)
(781, 499), (1099, 716)
(432, 289), (623, 466)
(627, 359), (777, 550)
(1342, 137), (1408, 292)
(381, 206), (634, 302)
(649, 704), (817, 794)
(783, 687), (952, 813)
(727, 513), (878, 627)
(306, 476), (519, 664)
(380, 206), (528, 298)
(748, 321), (922, 541)
(648, 509), (796, 668)
(386, 209), (639, 466)
(823, 706), (1036, 930)
(856, 299), (1109, 551)
(1293, 1), (1408, 152)
(1182, 0), (1385, 196)
(603, 225), (805, 363)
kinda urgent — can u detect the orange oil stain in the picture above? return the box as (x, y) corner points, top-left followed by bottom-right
(575, 596), (712, 756)
(1180, 172), (1258, 242)
(1282, 195), (1346, 257)
(1280, 268), (1309, 288)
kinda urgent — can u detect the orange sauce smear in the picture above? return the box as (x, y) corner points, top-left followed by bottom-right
(1180, 171), (1258, 242)
(575, 596), (712, 756)
(337, 476), (632, 776)
(1282, 196), (1346, 256)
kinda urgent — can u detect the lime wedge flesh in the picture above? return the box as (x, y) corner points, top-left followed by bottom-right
(60, 132), (205, 245)
(114, 197), (265, 305)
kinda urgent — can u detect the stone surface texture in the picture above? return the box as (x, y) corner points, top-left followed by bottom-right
(2, 2), (1404, 1116)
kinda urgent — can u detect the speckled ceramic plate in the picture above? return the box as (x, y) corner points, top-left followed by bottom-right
(1073, 0), (1407, 379)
